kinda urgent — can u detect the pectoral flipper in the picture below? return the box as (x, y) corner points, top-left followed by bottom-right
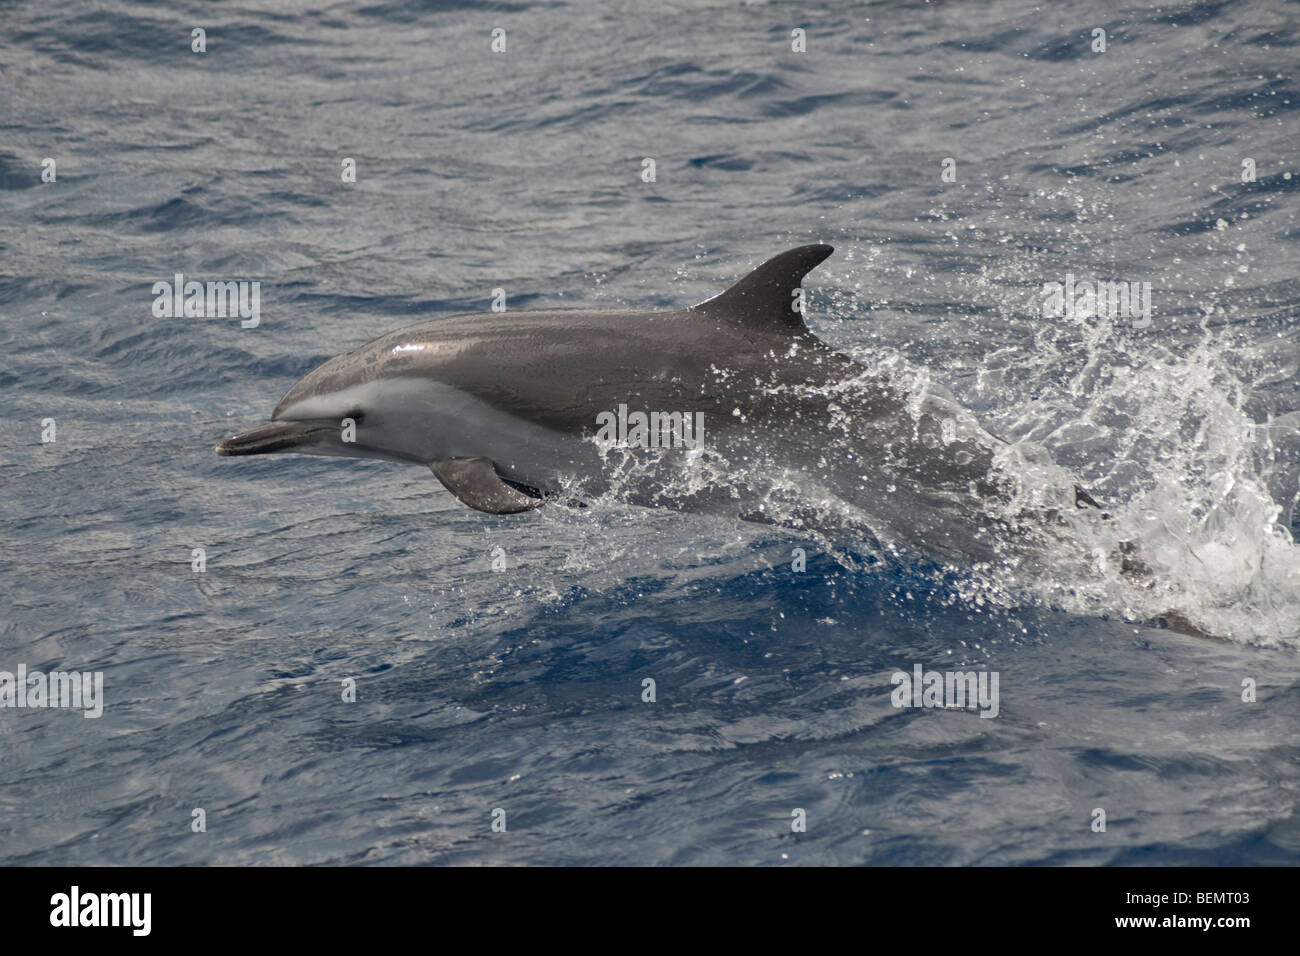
(430, 457), (546, 514)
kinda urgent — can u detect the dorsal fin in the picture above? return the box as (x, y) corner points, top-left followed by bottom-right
(692, 244), (833, 333)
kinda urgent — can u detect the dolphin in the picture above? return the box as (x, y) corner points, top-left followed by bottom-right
(216, 245), (1120, 570)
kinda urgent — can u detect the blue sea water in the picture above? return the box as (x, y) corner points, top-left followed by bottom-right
(1, 0), (1298, 865)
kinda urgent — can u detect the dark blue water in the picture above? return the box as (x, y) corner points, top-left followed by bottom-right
(2, 0), (1298, 865)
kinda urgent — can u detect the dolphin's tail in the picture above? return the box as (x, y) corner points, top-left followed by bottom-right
(215, 420), (328, 456)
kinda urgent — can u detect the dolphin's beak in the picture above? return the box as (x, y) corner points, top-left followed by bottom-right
(214, 420), (330, 456)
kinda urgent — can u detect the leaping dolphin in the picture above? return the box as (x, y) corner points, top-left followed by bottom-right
(216, 245), (1119, 570)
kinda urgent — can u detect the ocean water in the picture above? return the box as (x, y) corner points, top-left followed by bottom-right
(1, 0), (1298, 865)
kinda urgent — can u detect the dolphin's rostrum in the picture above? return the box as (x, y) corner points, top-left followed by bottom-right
(216, 245), (1116, 569)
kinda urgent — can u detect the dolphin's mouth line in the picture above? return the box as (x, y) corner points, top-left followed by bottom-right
(214, 420), (334, 456)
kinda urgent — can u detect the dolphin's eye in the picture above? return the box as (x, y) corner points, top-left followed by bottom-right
(342, 409), (364, 422)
